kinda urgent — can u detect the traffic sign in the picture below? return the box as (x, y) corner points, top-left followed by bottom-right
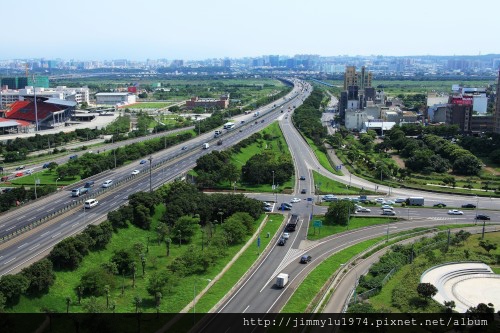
(313, 220), (322, 228)
(257, 236), (261, 248)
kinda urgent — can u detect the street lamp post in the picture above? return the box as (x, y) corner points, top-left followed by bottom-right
(178, 229), (181, 247)
(272, 170), (275, 202)
(55, 177), (61, 190)
(148, 155), (153, 193)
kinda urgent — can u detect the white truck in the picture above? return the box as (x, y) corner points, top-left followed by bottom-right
(202, 143), (209, 149)
(276, 273), (289, 288)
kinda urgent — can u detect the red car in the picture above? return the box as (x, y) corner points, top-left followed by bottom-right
(15, 172), (24, 177)
(1, 176), (8, 181)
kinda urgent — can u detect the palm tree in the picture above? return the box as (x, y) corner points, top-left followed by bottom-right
(104, 285), (110, 309)
(133, 296), (142, 313)
(65, 296), (71, 314)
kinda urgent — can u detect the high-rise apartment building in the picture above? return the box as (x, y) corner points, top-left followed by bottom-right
(343, 66), (372, 90)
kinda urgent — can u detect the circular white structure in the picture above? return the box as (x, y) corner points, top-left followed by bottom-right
(421, 262), (500, 313)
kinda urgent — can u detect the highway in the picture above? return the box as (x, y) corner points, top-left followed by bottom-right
(0, 78), (306, 276)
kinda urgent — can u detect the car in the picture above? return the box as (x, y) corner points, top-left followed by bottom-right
(102, 179), (113, 188)
(277, 237), (286, 246)
(261, 119), (265, 123)
(433, 202), (447, 208)
(300, 255), (312, 264)
(356, 207), (371, 213)
(279, 204), (291, 211)
(263, 206), (272, 212)
(448, 209), (464, 215)
(181, 146), (188, 150)
(394, 198), (406, 203)
(385, 200), (395, 205)
(301, 189), (307, 194)
(15, 172), (23, 177)
(291, 198), (301, 203)
(240, 120), (245, 124)
(381, 210), (396, 216)
(299, 176), (306, 180)
(375, 198), (385, 203)
(131, 170), (140, 175)
(84, 181), (95, 188)
(461, 204), (476, 209)
(282, 232), (290, 240)
(69, 155), (78, 160)
(476, 214), (490, 220)
(1, 176), (9, 181)
(282, 202), (293, 208)
(263, 201), (272, 207)
(84, 199), (99, 209)
(42, 163), (51, 168)
(15, 165), (25, 170)
(24, 169), (33, 175)
(381, 205), (393, 210)
(140, 160), (147, 164)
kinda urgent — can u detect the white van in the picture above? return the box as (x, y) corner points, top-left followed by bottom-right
(102, 179), (113, 188)
(382, 209), (396, 216)
(84, 199), (98, 209)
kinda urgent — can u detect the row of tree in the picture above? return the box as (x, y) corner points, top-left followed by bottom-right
(291, 89), (328, 148)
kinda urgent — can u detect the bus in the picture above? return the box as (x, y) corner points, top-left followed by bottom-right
(223, 122), (235, 130)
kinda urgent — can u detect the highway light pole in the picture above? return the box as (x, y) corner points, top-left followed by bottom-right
(148, 155), (153, 193)
(55, 177), (60, 190)
(272, 170), (275, 202)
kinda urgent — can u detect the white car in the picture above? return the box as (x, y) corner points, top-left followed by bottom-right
(375, 198), (385, 203)
(291, 198), (301, 203)
(385, 200), (395, 205)
(381, 205), (393, 210)
(131, 169), (140, 175)
(356, 207), (371, 213)
(448, 209), (464, 215)
(282, 232), (290, 240)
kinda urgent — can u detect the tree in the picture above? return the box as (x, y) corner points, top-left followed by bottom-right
(83, 296), (105, 313)
(133, 296), (142, 313)
(416, 282), (438, 300)
(479, 240), (497, 253)
(107, 208), (129, 230)
(221, 218), (247, 245)
(0, 274), (29, 305)
(324, 201), (355, 226)
(104, 285), (110, 309)
(443, 300), (456, 313)
(48, 237), (89, 270)
(21, 259), (55, 295)
(146, 272), (169, 297)
(65, 296), (72, 314)
(452, 154), (482, 176)
(172, 215), (200, 244)
(111, 249), (135, 275)
(79, 268), (115, 296)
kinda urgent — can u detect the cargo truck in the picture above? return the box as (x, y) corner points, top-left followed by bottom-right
(276, 273), (289, 288)
(406, 197), (424, 206)
(71, 187), (89, 197)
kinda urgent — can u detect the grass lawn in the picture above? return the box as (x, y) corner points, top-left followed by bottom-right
(312, 171), (364, 195)
(229, 121), (294, 192)
(126, 102), (172, 109)
(8, 205), (276, 314)
(307, 216), (398, 241)
(10, 170), (80, 186)
(304, 137), (340, 175)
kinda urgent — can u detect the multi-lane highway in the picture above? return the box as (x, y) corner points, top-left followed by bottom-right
(0, 79), (307, 276)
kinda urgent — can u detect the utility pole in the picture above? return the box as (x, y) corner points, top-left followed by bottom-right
(148, 155), (153, 193)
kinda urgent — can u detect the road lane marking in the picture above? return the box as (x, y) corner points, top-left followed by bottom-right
(5, 225), (17, 231)
(72, 223), (80, 228)
(29, 244), (40, 251)
(17, 215), (26, 219)
(242, 305), (249, 313)
(18, 243), (29, 249)
(41, 231), (50, 237)
(51, 232), (61, 238)
(4, 257), (16, 265)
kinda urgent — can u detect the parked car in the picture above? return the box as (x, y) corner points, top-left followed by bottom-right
(281, 202), (293, 208)
(291, 198), (301, 203)
(433, 202), (447, 208)
(461, 203), (476, 209)
(475, 214), (490, 220)
(448, 209), (464, 215)
(131, 170), (140, 175)
(140, 160), (147, 164)
(375, 198), (385, 203)
(300, 255), (312, 263)
(263, 206), (272, 212)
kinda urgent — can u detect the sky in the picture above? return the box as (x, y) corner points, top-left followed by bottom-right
(2, 0), (500, 61)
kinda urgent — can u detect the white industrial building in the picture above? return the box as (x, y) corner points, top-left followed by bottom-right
(0, 86), (90, 108)
(95, 92), (136, 106)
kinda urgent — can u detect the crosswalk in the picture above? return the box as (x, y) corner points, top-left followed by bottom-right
(426, 217), (466, 220)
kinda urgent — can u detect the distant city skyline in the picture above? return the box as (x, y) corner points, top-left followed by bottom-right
(3, 0), (500, 61)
